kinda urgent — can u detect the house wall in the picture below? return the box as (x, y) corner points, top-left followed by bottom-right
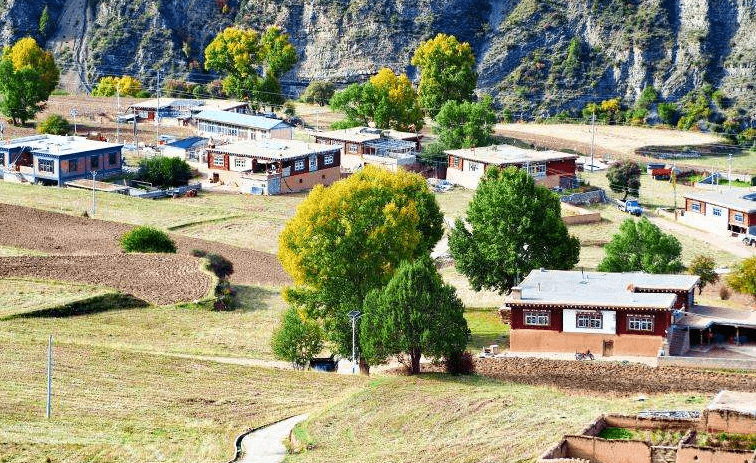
(279, 166), (340, 194)
(563, 309), (617, 335)
(703, 410), (756, 434)
(562, 435), (652, 463)
(33, 156), (59, 182)
(547, 158), (577, 176)
(446, 164), (484, 189)
(728, 208), (750, 230)
(510, 307), (564, 331)
(510, 330), (664, 357)
(269, 126), (293, 140)
(615, 310), (671, 337)
(686, 198), (707, 215)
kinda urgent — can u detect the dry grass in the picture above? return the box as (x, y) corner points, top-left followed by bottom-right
(0, 278), (114, 318)
(0, 246), (48, 257)
(288, 375), (704, 463)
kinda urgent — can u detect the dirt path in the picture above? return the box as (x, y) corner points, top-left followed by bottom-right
(237, 415), (308, 463)
(647, 214), (756, 259)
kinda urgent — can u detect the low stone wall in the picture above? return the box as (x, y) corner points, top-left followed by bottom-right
(604, 414), (698, 432)
(563, 435), (652, 463)
(562, 203), (602, 225)
(704, 409), (756, 434)
(560, 189), (607, 205)
(657, 356), (756, 371)
(677, 444), (755, 463)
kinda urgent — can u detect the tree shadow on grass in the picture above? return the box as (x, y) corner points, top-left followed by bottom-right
(232, 285), (281, 313)
(3, 293), (148, 320)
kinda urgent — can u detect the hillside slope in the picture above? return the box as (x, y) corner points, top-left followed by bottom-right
(0, 0), (754, 114)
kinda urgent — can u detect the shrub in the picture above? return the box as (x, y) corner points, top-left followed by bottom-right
(135, 90), (152, 98)
(37, 114), (71, 135)
(719, 285), (731, 300)
(657, 103), (679, 125)
(136, 156), (192, 188)
(120, 226), (177, 253)
(205, 253), (233, 279)
(300, 80), (335, 106)
(270, 307), (324, 369)
(190, 249), (207, 258)
(213, 279), (236, 311)
(445, 351), (475, 375)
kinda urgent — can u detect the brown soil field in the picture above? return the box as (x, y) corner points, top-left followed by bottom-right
(419, 357), (756, 395)
(0, 204), (291, 296)
(0, 254), (211, 305)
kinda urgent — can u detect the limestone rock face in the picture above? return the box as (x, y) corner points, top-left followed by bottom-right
(0, 0), (754, 113)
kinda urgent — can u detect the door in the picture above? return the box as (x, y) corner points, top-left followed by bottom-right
(603, 340), (614, 357)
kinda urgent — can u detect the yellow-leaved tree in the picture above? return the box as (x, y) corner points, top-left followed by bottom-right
(0, 37), (59, 124)
(92, 76), (143, 97)
(278, 166), (443, 374)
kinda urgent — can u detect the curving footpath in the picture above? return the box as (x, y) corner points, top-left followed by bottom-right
(238, 415), (308, 463)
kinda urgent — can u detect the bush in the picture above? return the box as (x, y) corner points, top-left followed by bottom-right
(135, 90), (152, 98)
(270, 307), (324, 369)
(37, 114), (71, 135)
(205, 253), (233, 279)
(300, 80), (335, 106)
(213, 279), (236, 311)
(190, 249), (207, 258)
(136, 156), (192, 188)
(120, 226), (177, 253)
(719, 285), (731, 300)
(445, 351), (475, 375)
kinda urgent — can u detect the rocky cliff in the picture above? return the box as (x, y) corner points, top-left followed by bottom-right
(0, 0), (754, 114)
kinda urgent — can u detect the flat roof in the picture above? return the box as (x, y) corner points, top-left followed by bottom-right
(684, 189), (756, 213)
(129, 98), (176, 110)
(678, 305), (756, 329)
(445, 145), (578, 166)
(0, 135), (122, 157)
(207, 139), (339, 161)
(506, 269), (699, 310)
(708, 390), (756, 417)
(198, 99), (248, 111)
(165, 137), (208, 149)
(316, 126), (420, 143)
(194, 110), (290, 131)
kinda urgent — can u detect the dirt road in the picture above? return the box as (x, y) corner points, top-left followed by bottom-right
(648, 214), (756, 259)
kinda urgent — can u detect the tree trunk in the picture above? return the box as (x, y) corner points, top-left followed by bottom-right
(359, 356), (370, 376)
(622, 189), (628, 201)
(410, 349), (421, 375)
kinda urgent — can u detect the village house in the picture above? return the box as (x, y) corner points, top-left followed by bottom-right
(314, 127), (422, 172)
(502, 269), (699, 357)
(682, 189), (756, 234)
(160, 136), (209, 163)
(129, 98), (250, 122)
(444, 145), (578, 189)
(194, 110), (293, 142)
(539, 390), (756, 463)
(204, 139), (341, 195)
(0, 135), (122, 186)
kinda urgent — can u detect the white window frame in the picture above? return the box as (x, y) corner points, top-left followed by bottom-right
(576, 312), (603, 329)
(309, 156), (318, 171)
(324, 154), (334, 166)
(524, 310), (550, 327)
(712, 207), (722, 217)
(213, 155), (225, 167)
(527, 164), (547, 177)
(734, 212), (744, 223)
(348, 144), (358, 153)
(294, 159), (305, 171)
(38, 159), (54, 173)
(468, 161), (479, 172)
(628, 315), (654, 332)
(234, 158), (246, 169)
(691, 203), (701, 213)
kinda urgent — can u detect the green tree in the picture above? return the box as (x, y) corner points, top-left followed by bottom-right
(449, 167), (580, 293)
(606, 160), (641, 201)
(0, 37), (59, 125)
(598, 217), (683, 274)
(727, 257), (756, 300)
(689, 254), (719, 294)
(283, 101), (296, 118)
(657, 102), (678, 125)
(637, 86), (658, 109)
(39, 6), (52, 40)
(271, 307), (324, 370)
(120, 226), (177, 253)
(136, 156), (193, 188)
(37, 113), (70, 135)
(278, 166), (443, 374)
(411, 33), (477, 116)
(360, 256), (470, 374)
(301, 80), (335, 106)
(434, 95), (496, 149)
(329, 68), (424, 132)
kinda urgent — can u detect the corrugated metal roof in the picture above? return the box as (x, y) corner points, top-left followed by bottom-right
(165, 137), (208, 149)
(194, 110), (290, 130)
(683, 189), (756, 213)
(445, 144), (577, 166)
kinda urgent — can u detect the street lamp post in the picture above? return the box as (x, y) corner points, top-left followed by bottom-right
(347, 310), (362, 374)
(91, 171), (97, 216)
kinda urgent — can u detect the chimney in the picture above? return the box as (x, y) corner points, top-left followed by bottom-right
(510, 287), (522, 300)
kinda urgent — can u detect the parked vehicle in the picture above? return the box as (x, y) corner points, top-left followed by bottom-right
(618, 199), (643, 216)
(741, 226), (756, 246)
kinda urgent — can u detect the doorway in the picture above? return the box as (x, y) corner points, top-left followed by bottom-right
(602, 340), (614, 357)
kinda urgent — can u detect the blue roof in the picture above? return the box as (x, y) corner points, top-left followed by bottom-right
(166, 136), (208, 149)
(194, 110), (290, 131)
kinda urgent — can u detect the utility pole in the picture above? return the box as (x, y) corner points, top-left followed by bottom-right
(91, 170), (97, 216)
(590, 112), (596, 172)
(133, 107), (139, 159)
(155, 70), (161, 145)
(728, 153), (733, 190)
(672, 162), (677, 218)
(46, 335), (53, 419)
(116, 88), (120, 143)
(347, 310), (362, 375)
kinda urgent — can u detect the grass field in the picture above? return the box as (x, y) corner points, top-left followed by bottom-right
(288, 375), (703, 463)
(465, 307), (508, 351)
(0, 278), (115, 318)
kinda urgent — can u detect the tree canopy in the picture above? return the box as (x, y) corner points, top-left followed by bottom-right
(689, 254), (719, 294)
(411, 33), (477, 116)
(360, 256), (470, 374)
(329, 68), (424, 132)
(92, 76), (143, 97)
(449, 167), (580, 293)
(0, 37), (59, 125)
(727, 257), (756, 300)
(606, 160), (641, 201)
(204, 26), (296, 109)
(270, 306), (324, 370)
(278, 166), (443, 372)
(434, 95), (497, 149)
(598, 217), (683, 274)
(301, 80), (335, 106)
(136, 156), (193, 188)
(37, 114), (71, 135)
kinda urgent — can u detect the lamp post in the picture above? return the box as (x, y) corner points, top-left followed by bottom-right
(91, 170), (97, 216)
(347, 310), (362, 374)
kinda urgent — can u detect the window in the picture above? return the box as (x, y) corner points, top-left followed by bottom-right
(348, 144), (358, 153)
(38, 159), (54, 173)
(234, 158), (246, 169)
(712, 207), (722, 217)
(628, 315), (654, 332)
(213, 155), (225, 167)
(576, 312), (603, 329)
(109, 152), (117, 165)
(90, 155), (99, 169)
(294, 159), (305, 171)
(309, 156), (318, 171)
(468, 161), (479, 172)
(324, 154), (334, 166)
(527, 164), (547, 177)
(524, 310), (550, 326)
(691, 202), (701, 213)
(452, 156), (460, 168)
(734, 212), (744, 223)
(69, 159), (78, 172)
